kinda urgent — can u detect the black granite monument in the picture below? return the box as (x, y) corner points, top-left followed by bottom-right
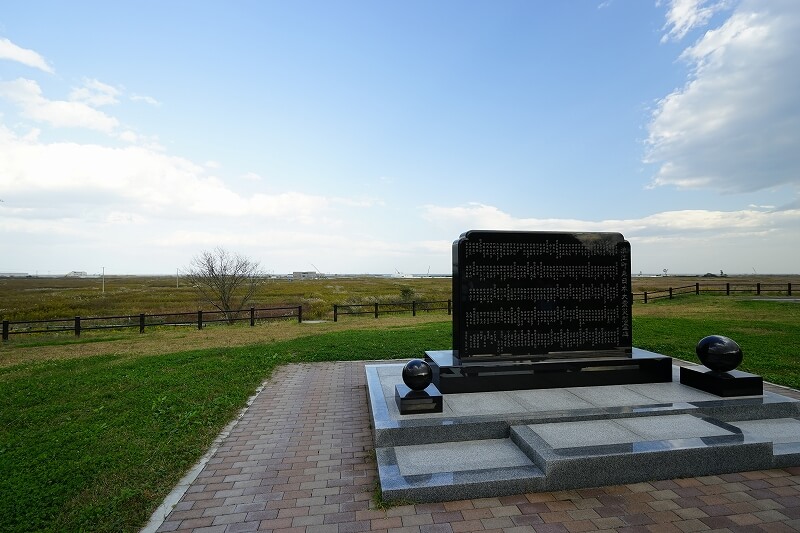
(426, 230), (672, 393)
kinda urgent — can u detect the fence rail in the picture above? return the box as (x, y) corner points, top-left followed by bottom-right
(333, 300), (452, 321)
(3, 282), (792, 339)
(1, 305), (302, 341)
(634, 282), (793, 303)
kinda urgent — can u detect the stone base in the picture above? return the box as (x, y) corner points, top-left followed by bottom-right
(680, 366), (763, 397)
(426, 349), (673, 394)
(395, 383), (443, 415)
(366, 359), (800, 503)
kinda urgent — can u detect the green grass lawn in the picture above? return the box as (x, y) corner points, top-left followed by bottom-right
(0, 321), (451, 533)
(633, 297), (800, 388)
(0, 295), (798, 532)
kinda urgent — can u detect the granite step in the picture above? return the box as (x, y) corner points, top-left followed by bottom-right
(378, 413), (786, 502)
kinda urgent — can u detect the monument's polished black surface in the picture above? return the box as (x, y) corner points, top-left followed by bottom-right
(452, 230), (632, 361)
(421, 230), (670, 394)
(427, 349), (672, 394)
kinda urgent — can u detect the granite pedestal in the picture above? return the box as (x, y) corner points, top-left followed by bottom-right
(680, 365), (763, 397)
(427, 349), (672, 393)
(395, 383), (443, 415)
(367, 354), (800, 503)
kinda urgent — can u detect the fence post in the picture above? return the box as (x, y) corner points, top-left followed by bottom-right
(789, 283), (793, 296)
(139, 313), (145, 334)
(644, 291), (648, 304)
(297, 305), (303, 323)
(75, 316), (81, 336)
(412, 301), (416, 317)
(250, 307), (255, 327)
(333, 305), (338, 322)
(757, 282), (761, 296)
(726, 283), (730, 296)
(669, 288), (673, 299)
(2, 320), (8, 341)
(696, 283), (700, 295)
(197, 310), (203, 330)
(374, 303), (379, 319)
(447, 299), (452, 315)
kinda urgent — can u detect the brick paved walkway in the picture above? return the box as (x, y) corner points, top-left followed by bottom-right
(155, 362), (800, 532)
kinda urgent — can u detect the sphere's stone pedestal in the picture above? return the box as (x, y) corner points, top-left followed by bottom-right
(680, 335), (762, 397)
(679, 366), (763, 397)
(394, 383), (443, 414)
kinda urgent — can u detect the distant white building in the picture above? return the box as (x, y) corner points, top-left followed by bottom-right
(0, 272), (29, 277)
(292, 271), (319, 280)
(65, 271), (88, 278)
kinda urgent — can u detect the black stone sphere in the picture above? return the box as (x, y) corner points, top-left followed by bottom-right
(402, 359), (433, 391)
(696, 335), (743, 373)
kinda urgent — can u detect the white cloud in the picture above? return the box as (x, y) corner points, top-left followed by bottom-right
(0, 78), (119, 133)
(660, 0), (731, 42)
(117, 130), (139, 143)
(0, 125), (358, 224)
(421, 202), (800, 238)
(69, 78), (120, 107)
(646, 0), (800, 194)
(130, 94), (161, 106)
(420, 202), (800, 273)
(0, 37), (54, 73)
(241, 172), (263, 182)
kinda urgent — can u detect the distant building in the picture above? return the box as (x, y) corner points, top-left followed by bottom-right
(65, 271), (88, 278)
(0, 272), (29, 278)
(292, 271), (319, 280)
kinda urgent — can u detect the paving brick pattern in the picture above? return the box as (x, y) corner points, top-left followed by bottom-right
(156, 362), (800, 532)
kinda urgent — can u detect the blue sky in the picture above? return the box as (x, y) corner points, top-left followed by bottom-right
(1, 0), (798, 275)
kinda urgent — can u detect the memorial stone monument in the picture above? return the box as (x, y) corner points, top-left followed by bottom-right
(426, 230), (672, 393)
(380, 230), (784, 502)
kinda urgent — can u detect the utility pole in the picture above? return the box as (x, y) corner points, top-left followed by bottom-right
(102, 266), (105, 293)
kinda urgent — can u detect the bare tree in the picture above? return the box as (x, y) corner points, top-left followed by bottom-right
(184, 247), (264, 323)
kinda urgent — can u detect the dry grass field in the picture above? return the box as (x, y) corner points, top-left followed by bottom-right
(2, 273), (796, 322)
(0, 275), (452, 322)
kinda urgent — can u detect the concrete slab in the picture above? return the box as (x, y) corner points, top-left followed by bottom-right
(445, 391), (527, 416)
(568, 386), (661, 407)
(506, 388), (596, 412)
(527, 419), (642, 448)
(731, 417), (800, 443)
(617, 414), (733, 441)
(626, 381), (721, 403)
(395, 438), (533, 476)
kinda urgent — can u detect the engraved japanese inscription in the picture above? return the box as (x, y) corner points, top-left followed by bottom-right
(452, 231), (632, 359)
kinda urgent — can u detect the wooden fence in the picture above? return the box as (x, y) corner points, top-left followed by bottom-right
(2, 305), (302, 341)
(634, 282), (793, 303)
(332, 300), (452, 321)
(3, 282), (793, 339)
